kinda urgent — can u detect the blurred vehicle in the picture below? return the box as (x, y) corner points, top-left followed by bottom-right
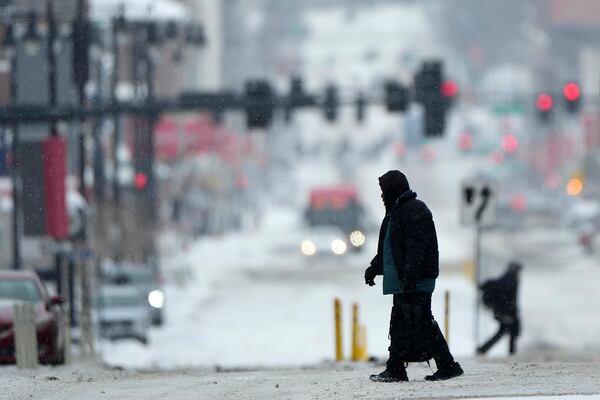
(304, 185), (367, 252)
(0, 271), (65, 365)
(564, 199), (600, 253)
(564, 198), (600, 230)
(101, 264), (165, 326)
(300, 225), (350, 258)
(97, 285), (149, 344)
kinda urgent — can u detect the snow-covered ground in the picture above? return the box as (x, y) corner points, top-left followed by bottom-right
(98, 219), (600, 370)
(3, 358), (600, 400)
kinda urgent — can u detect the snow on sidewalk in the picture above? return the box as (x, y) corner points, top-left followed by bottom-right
(3, 359), (600, 400)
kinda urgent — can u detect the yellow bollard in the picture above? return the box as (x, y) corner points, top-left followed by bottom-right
(359, 324), (368, 361)
(463, 259), (475, 283)
(334, 298), (343, 361)
(444, 290), (450, 347)
(351, 303), (359, 361)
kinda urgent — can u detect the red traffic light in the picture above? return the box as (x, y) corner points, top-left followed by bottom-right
(502, 134), (519, 153)
(441, 79), (459, 97)
(134, 172), (148, 189)
(563, 82), (580, 102)
(536, 94), (553, 112)
(458, 132), (473, 151)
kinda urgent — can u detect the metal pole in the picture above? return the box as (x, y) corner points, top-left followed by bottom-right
(474, 225), (482, 352)
(9, 22), (21, 270)
(11, 125), (21, 270)
(145, 40), (156, 213)
(76, 0), (87, 201)
(47, 0), (57, 137)
(144, 34), (157, 262)
(111, 14), (121, 204)
(444, 289), (450, 346)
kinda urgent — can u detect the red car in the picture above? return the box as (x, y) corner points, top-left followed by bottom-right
(0, 271), (66, 365)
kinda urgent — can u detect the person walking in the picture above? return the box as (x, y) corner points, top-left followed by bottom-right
(477, 261), (522, 355)
(364, 170), (463, 382)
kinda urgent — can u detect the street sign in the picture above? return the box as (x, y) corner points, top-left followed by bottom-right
(491, 101), (525, 116)
(461, 181), (497, 227)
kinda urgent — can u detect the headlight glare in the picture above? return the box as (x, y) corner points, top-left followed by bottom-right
(148, 290), (165, 309)
(350, 231), (366, 247)
(301, 240), (316, 256)
(331, 239), (347, 255)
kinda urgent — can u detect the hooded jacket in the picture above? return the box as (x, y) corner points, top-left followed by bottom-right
(370, 180), (440, 294)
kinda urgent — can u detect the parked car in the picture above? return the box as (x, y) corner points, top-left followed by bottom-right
(101, 264), (165, 326)
(97, 284), (149, 344)
(0, 271), (65, 365)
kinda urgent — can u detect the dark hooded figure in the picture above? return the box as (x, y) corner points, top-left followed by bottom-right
(477, 261), (522, 355)
(365, 170), (463, 382)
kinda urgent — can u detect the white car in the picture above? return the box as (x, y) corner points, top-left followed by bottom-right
(97, 285), (150, 344)
(300, 226), (350, 257)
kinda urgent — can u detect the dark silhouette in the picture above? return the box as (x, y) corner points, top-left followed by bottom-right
(477, 261), (522, 355)
(365, 170), (463, 382)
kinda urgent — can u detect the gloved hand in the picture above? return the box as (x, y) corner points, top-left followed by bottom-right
(364, 266), (377, 286)
(403, 278), (417, 292)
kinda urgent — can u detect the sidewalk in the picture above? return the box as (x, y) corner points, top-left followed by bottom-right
(3, 358), (600, 400)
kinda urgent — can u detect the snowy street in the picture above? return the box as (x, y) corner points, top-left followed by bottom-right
(3, 358), (600, 400)
(95, 220), (600, 370)
(2, 1), (600, 399)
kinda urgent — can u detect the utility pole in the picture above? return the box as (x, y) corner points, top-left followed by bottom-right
(111, 11), (123, 205)
(144, 23), (157, 264)
(73, 0), (94, 356)
(6, 24), (22, 271)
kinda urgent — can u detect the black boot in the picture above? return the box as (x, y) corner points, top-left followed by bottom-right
(369, 368), (409, 383)
(425, 362), (463, 381)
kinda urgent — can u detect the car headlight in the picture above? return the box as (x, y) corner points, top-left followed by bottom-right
(301, 240), (316, 256)
(331, 239), (347, 255)
(349, 231), (366, 247)
(148, 290), (165, 309)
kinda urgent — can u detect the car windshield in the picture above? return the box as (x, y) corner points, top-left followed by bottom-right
(103, 268), (155, 286)
(100, 293), (143, 308)
(0, 279), (42, 303)
(125, 271), (155, 285)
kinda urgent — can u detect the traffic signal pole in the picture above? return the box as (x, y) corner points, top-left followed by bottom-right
(9, 48), (21, 271)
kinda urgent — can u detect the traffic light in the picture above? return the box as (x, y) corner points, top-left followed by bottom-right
(72, 20), (91, 88)
(134, 172), (148, 190)
(441, 79), (459, 98)
(414, 60), (447, 137)
(441, 79), (459, 108)
(285, 76), (306, 123)
(384, 81), (409, 112)
(563, 82), (581, 114)
(502, 134), (519, 154)
(536, 93), (553, 122)
(245, 80), (274, 129)
(323, 85), (339, 123)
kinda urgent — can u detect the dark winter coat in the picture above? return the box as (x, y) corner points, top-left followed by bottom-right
(481, 269), (519, 321)
(370, 190), (440, 293)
